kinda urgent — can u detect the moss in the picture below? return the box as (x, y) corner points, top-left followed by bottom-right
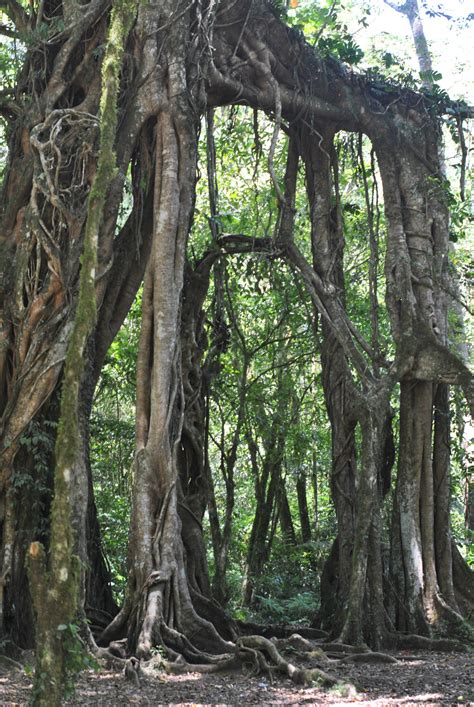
(28, 3), (137, 704)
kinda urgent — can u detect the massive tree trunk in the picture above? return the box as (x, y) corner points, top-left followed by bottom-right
(306, 131), (357, 631)
(379, 137), (473, 640)
(0, 0), (158, 647)
(99, 0), (238, 660)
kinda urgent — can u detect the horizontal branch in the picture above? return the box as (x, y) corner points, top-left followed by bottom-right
(217, 233), (273, 253)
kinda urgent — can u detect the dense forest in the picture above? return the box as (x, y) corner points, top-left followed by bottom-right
(0, 0), (472, 703)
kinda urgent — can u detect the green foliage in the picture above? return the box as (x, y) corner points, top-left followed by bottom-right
(11, 420), (56, 542)
(287, 0), (364, 65)
(251, 592), (317, 623)
(90, 292), (140, 599)
(90, 416), (133, 600)
(29, 621), (98, 703)
(14, 421), (55, 493)
(57, 622), (99, 699)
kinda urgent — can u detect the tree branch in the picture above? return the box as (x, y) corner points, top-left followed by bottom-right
(0, 0), (29, 31)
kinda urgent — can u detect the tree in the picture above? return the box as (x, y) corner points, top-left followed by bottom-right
(0, 0), (472, 693)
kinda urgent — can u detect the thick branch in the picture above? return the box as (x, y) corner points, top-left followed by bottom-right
(0, 0), (29, 31)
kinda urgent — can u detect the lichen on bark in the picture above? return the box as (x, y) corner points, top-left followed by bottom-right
(27, 2), (137, 704)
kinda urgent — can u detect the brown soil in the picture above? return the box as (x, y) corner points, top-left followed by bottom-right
(1, 650), (473, 705)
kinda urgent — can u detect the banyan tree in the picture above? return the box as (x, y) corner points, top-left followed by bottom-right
(0, 0), (473, 699)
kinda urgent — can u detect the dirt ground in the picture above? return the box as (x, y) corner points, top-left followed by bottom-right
(0, 649), (473, 706)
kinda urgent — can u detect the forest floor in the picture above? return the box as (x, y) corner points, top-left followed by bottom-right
(1, 648), (473, 705)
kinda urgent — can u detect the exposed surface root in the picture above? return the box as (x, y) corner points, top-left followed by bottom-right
(395, 634), (472, 652)
(237, 635), (340, 687)
(159, 656), (240, 675)
(237, 620), (329, 640)
(272, 633), (322, 653)
(127, 632), (348, 688)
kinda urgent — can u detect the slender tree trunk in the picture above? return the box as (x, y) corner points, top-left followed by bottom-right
(242, 453), (281, 607)
(296, 472), (312, 543)
(278, 477), (296, 544)
(311, 450), (319, 533)
(433, 383), (458, 610)
(298, 124), (358, 631)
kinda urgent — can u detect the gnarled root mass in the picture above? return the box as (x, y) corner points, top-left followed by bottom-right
(99, 632), (357, 691)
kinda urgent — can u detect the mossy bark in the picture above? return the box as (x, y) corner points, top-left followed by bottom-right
(27, 3), (136, 704)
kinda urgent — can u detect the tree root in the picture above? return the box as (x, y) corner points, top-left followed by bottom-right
(0, 654), (24, 671)
(272, 633), (322, 654)
(237, 620), (329, 640)
(92, 646), (129, 671)
(131, 633), (351, 690)
(395, 634), (472, 652)
(236, 635), (340, 687)
(159, 655), (240, 675)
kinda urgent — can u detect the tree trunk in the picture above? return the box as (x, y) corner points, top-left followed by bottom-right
(278, 477), (296, 544)
(296, 472), (312, 543)
(99, 1), (236, 660)
(0, 0), (161, 647)
(242, 440), (281, 607)
(433, 384), (458, 610)
(339, 393), (392, 647)
(311, 450), (319, 533)
(298, 124), (358, 632)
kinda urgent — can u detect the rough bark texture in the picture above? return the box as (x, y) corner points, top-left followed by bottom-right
(1, 0), (158, 647)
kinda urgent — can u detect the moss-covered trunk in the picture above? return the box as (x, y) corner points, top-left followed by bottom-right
(0, 0), (164, 646)
(26, 3), (136, 702)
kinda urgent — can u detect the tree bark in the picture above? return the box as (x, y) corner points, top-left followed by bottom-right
(242, 432), (283, 607)
(296, 472), (312, 543)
